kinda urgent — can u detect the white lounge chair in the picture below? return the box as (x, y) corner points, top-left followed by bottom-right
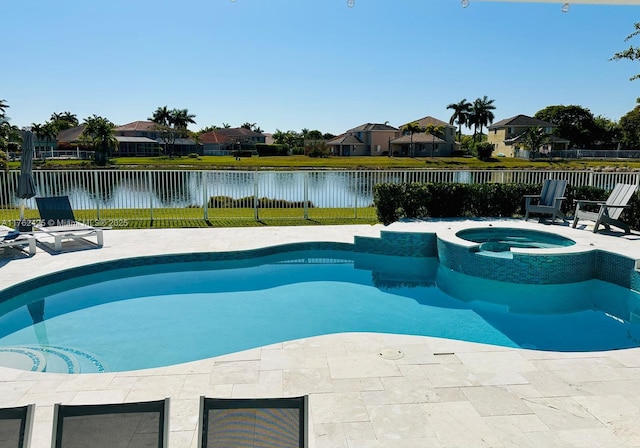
(35, 196), (104, 251)
(523, 179), (568, 223)
(572, 183), (638, 234)
(0, 226), (36, 256)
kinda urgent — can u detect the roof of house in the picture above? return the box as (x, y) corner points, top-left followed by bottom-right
(391, 133), (446, 144)
(488, 114), (555, 130)
(346, 123), (399, 132)
(505, 133), (570, 144)
(213, 127), (264, 138)
(57, 125), (86, 142)
(400, 116), (453, 130)
(115, 136), (158, 143)
(326, 134), (363, 145)
(115, 121), (158, 132)
(199, 131), (235, 144)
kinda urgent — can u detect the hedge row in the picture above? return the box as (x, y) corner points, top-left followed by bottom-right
(373, 182), (640, 228)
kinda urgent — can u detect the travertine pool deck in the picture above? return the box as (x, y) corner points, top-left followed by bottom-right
(1, 219), (640, 447)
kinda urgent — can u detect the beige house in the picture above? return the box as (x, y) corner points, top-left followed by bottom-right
(391, 116), (456, 157)
(487, 114), (569, 157)
(326, 123), (399, 156)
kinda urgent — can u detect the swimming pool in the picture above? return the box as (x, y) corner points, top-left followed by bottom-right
(0, 243), (639, 374)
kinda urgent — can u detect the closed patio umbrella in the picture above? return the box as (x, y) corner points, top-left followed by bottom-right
(17, 130), (36, 222)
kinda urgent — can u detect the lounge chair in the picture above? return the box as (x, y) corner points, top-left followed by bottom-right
(52, 399), (169, 448)
(523, 179), (568, 223)
(572, 183), (638, 234)
(35, 196), (103, 251)
(0, 404), (34, 448)
(0, 226), (36, 256)
(198, 396), (308, 448)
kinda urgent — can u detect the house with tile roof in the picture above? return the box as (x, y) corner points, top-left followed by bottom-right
(198, 127), (266, 155)
(487, 114), (569, 157)
(391, 116), (456, 157)
(326, 123), (399, 156)
(114, 121), (199, 156)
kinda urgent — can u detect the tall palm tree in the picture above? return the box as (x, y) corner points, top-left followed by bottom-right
(401, 121), (423, 157)
(82, 115), (117, 166)
(171, 108), (196, 134)
(50, 111), (79, 130)
(149, 106), (172, 127)
(446, 99), (472, 142)
(470, 96), (496, 141)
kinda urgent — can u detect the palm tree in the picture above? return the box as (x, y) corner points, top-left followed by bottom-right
(50, 111), (79, 130)
(446, 99), (472, 142)
(470, 96), (496, 141)
(149, 106), (172, 127)
(82, 115), (117, 166)
(0, 99), (9, 118)
(520, 127), (549, 159)
(401, 121), (423, 157)
(425, 124), (446, 158)
(170, 108), (196, 135)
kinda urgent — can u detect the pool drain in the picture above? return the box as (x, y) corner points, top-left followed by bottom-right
(378, 348), (404, 360)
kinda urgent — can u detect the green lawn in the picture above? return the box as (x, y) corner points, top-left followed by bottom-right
(10, 155), (640, 171)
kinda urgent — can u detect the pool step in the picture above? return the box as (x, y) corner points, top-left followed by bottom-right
(0, 346), (107, 374)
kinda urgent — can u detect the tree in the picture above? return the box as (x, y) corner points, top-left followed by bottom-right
(401, 121), (423, 157)
(81, 115), (117, 166)
(149, 106), (196, 157)
(611, 22), (640, 81)
(171, 108), (196, 136)
(592, 115), (622, 149)
(424, 124), (445, 158)
(0, 99), (9, 118)
(50, 111), (78, 130)
(469, 96), (496, 141)
(446, 98), (472, 142)
(534, 105), (596, 148)
(32, 121), (59, 156)
(619, 98), (640, 149)
(272, 129), (303, 151)
(519, 127), (549, 159)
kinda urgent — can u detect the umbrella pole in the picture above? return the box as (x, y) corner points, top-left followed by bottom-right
(19, 200), (25, 222)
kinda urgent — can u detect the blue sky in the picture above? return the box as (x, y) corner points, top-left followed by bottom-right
(2, 0), (639, 135)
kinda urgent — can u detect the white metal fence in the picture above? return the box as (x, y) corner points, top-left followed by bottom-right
(1, 169), (639, 223)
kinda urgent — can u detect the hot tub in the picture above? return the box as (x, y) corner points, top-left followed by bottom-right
(456, 227), (576, 252)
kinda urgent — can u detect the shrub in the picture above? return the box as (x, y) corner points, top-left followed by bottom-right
(256, 144), (288, 156)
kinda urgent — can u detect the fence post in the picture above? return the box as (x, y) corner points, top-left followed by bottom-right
(354, 171), (358, 219)
(94, 170), (101, 220)
(254, 172), (259, 221)
(148, 171), (154, 222)
(202, 171), (208, 221)
(303, 173), (309, 220)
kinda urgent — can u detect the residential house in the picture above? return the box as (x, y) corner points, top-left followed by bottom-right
(114, 121), (199, 157)
(391, 116), (456, 157)
(199, 127), (267, 155)
(326, 123), (399, 157)
(487, 114), (569, 158)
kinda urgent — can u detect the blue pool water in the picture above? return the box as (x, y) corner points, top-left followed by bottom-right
(0, 247), (639, 373)
(456, 227), (576, 250)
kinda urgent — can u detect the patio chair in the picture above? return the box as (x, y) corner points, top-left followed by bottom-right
(35, 196), (103, 251)
(572, 183), (638, 234)
(198, 396), (308, 448)
(0, 226), (36, 256)
(51, 399), (169, 448)
(523, 179), (568, 223)
(0, 404), (34, 448)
